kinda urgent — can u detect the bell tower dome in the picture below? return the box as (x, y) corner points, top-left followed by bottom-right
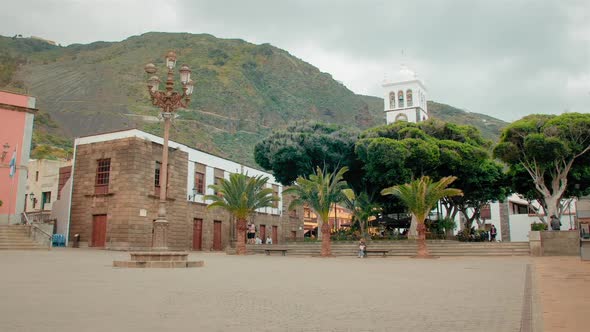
(382, 65), (428, 124)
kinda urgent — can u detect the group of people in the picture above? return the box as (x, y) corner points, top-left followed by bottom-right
(247, 223), (273, 245)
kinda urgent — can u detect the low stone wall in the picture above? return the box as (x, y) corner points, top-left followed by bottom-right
(536, 230), (580, 256)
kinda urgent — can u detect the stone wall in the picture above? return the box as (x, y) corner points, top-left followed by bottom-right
(70, 136), (301, 251)
(540, 231), (579, 256)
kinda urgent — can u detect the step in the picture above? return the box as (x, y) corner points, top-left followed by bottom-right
(0, 246), (49, 250)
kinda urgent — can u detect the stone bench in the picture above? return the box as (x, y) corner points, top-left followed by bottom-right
(364, 249), (389, 257)
(264, 248), (288, 256)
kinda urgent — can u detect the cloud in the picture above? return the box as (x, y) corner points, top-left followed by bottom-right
(1, 0), (588, 121)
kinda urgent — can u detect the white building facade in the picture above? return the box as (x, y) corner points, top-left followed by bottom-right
(383, 66), (428, 124)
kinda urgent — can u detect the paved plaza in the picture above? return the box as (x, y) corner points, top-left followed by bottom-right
(534, 257), (590, 332)
(0, 249), (536, 332)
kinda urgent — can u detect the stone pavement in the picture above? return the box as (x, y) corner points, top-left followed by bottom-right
(534, 256), (590, 332)
(0, 249), (531, 332)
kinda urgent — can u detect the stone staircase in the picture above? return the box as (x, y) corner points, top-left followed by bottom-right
(245, 241), (530, 257)
(0, 225), (49, 250)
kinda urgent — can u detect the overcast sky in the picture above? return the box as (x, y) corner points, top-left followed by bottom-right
(1, 0), (589, 122)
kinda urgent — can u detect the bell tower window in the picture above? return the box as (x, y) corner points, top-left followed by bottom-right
(389, 91), (395, 109)
(398, 91), (404, 108)
(406, 89), (413, 107)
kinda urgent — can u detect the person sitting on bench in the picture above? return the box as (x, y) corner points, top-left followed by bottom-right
(358, 239), (367, 258)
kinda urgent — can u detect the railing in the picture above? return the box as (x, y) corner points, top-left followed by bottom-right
(22, 213), (53, 249)
(21, 211), (53, 224)
(29, 223), (52, 250)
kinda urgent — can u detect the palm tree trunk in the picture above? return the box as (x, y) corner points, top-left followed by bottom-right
(236, 218), (247, 255)
(320, 222), (332, 257)
(359, 219), (366, 239)
(416, 222), (430, 258)
(408, 215), (418, 239)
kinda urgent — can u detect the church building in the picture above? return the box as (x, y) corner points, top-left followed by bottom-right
(382, 66), (428, 124)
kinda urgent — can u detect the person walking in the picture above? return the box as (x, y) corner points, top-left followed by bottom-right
(490, 225), (497, 242)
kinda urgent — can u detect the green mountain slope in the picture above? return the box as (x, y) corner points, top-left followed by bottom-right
(1, 32), (507, 165)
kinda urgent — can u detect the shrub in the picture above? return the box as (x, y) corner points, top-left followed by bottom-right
(457, 227), (488, 242)
(330, 229), (358, 241)
(531, 222), (548, 231)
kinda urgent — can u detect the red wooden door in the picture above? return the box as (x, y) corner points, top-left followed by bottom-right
(192, 218), (203, 251)
(260, 225), (266, 243)
(212, 221), (222, 251)
(291, 231), (297, 241)
(92, 214), (107, 247)
(272, 225), (278, 245)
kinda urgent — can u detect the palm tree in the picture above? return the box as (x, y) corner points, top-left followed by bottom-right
(205, 173), (277, 255)
(341, 189), (381, 239)
(284, 166), (349, 257)
(381, 176), (462, 258)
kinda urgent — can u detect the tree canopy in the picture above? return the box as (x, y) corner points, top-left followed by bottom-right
(494, 113), (590, 221)
(356, 119), (508, 225)
(254, 121), (359, 186)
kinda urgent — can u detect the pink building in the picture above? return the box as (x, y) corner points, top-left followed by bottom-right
(0, 90), (37, 224)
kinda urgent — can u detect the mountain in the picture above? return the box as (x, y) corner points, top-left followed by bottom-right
(0, 32), (508, 165)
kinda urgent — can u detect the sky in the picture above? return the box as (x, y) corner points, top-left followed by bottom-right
(1, 0), (589, 122)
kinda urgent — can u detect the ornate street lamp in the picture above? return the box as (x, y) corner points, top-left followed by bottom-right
(144, 51), (194, 250)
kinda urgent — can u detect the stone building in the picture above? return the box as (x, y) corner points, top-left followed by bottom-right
(67, 129), (303, 250)
(25, 159), (71, 214)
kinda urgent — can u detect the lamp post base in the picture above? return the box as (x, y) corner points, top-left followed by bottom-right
(152, 219), (168, 250)
(114, 252), (204, 268)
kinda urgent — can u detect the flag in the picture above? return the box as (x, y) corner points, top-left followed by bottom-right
(8, 149), (16, 178)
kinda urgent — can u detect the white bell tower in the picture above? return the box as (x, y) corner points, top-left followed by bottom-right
(382, 66), (428, 124)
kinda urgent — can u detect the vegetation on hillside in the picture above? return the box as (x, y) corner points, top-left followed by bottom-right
(1, 32), (508, 165)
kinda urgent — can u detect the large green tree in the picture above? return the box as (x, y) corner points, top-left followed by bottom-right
(205, 173), (277, 255)
(382, 176), (462, 258)
(494, 113), (590, 222)
(284, 166), (349, 257)
(254, 121), (360, 186)
(356, 119), (508, 234)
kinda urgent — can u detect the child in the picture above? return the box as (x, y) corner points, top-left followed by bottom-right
(358, 239), (367, 258)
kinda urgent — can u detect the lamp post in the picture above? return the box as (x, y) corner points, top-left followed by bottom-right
(144, 51), (194, 250)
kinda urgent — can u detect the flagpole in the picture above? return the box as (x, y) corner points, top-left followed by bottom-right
(7, 144), (18, 224)
(8, 171), (14, 224)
